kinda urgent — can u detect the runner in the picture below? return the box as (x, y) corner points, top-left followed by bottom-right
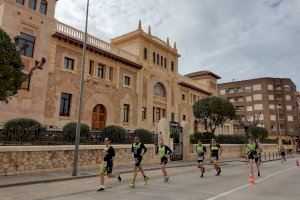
(98, 137), (121, 191)
(257, 143), (263, 166)
(129, 136), (149, 188)
(209, 138), (223, 176)
(242, 145), (249, 165)
(279, 144), (287, 163)
(196, 139), (206, 177)
(247, 138), (261, 177)
(156, 139), (172, 182)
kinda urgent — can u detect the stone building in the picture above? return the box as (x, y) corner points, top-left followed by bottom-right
(0, 0), (221, 139)
(218, 78), (300, 148)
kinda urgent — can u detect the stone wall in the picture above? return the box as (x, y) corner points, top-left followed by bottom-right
(0, 145), (158, 176)
(0, 144), (280, 176)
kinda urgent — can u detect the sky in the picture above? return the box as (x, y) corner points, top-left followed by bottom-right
(55, 0), (300, 88)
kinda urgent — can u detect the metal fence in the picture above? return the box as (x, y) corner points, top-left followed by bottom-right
(0, 127), (158, 146)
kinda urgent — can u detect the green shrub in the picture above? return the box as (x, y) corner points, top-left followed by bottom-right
(216, 134), (247, 144)
(190, 132), (215, 144)
(3, 118), (45, 141)
(62, 122), (90, 141)
(133, 129), (153, 144)
(247, 126), (268, 140)
(102, 125), (126, 143)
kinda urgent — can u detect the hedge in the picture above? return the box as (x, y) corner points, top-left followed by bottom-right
(2, 118), (46, 141)
(62, 122), (90, 141)
(132, 129), (153, 144)
(101, 125), (126, 143)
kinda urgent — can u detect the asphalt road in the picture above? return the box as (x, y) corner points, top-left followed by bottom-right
(1, 155), (299, 200)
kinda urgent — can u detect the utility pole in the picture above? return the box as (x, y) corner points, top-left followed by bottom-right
(72, 0), (90, 176)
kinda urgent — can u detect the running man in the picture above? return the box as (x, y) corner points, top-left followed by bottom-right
(129, 137), (149, 188)
(196, 139), (206, 177)
(98, 137), (121, 191)
(156, 139), (172, 182)
(257, 143), (263, 166)
(279, 144), (287, 163)
(242, 145), (249, 165)
(209, 139), (223, 176)
(247, 138), (261, 177)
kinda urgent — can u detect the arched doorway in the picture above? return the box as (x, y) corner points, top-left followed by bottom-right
(92, 104), (106, 130)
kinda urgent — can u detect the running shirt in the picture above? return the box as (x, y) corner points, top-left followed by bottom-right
(247, 143), (258, 154)
(103, 145), (115, 163)
(196, 145), (207, 156)
(210, 144), (221, 157)
(156, 145), (172, 159)
(132, 143), (147, 158)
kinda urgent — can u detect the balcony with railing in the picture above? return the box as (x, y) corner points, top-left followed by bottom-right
(55, 21), (140, 64)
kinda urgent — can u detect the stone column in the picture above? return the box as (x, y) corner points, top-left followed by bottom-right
(180, 120), (191, 161)
(158, 118), (170, 146)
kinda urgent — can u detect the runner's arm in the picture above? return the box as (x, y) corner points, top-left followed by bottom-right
(141, 143), (147, 155)
(165, 146), (172, 155)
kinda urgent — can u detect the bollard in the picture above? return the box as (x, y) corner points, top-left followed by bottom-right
(276, 152), (277, 159)
(269, 152), (271, 160)
(273, 152), (274, 160)
(264, 152), (266, 161)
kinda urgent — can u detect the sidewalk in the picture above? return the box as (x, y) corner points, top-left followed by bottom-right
(0, 158), (244, 188)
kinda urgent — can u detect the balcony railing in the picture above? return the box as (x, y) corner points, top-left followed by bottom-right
(55, 21), (139, 64)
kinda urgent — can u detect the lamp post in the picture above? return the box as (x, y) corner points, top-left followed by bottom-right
(275, 105), (282, 146)
(72, 0), (90, 176)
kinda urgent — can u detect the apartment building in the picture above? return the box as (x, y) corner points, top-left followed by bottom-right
(218, 78), (300, 146)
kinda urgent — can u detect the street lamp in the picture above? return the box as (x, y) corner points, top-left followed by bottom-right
(72, 0), (90, 176)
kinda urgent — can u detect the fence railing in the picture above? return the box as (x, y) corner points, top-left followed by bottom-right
(0, 127), (158, 146)
(55, 21), (139, 64)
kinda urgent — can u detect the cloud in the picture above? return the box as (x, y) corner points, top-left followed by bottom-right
(55, 0), (300, 88)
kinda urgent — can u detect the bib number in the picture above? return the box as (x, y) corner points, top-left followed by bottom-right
(198, 156), (204, 160)
(101, 161), (107, 167)
(135, 158), (139, 164)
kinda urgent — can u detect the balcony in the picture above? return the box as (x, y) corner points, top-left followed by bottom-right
(55, 21), (140, 65)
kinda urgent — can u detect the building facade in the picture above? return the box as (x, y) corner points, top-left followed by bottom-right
(0, 0), (219, 137)
(218, 78), (300, 147)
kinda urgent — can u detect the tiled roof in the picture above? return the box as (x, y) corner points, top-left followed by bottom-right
(185, 71), (221, 79)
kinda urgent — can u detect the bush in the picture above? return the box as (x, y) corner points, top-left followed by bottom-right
(62, 122), (90, 141)
(190, 132), (215, 144)
(101, 125), (126, 143)
(133, 129), (153, 144)
(2, 118), (45, 141)
(216, 134), (247, 144)
(247, 126), (268, 140)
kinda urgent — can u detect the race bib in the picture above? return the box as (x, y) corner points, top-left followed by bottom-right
(198, 156), (204, 160)
(101, 161), (107, 167)
(134, 158), (139, 164)
(134, 149), (138, 154)
(211, 157), (217, 162)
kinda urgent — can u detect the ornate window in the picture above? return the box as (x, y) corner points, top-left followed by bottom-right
(16, 0), (24, 5)
(28, 0), (36, 10)
(40, 0), (47, 15)
(153, 83), (166, 97)
(143, 47), (147, 60)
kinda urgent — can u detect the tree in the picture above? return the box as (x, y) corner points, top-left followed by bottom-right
(247, 126), (268, 140)
(0, 27), (24, 103)
(193, 96), (236, 135)
(237, 113), (262, 137)
(0, 28), (46, 103)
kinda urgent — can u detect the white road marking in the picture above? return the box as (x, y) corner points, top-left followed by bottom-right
(205, 166), (297, 200)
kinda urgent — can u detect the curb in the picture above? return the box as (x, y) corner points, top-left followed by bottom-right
(0, 157), (292, 188)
